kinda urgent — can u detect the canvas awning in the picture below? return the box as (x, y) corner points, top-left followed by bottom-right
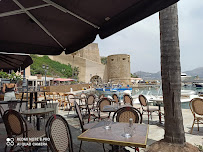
(0, 52), (33, 72)
(0, 0), (179, 55)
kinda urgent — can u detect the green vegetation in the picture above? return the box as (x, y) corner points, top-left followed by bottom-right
(30, 55), (79, 79)
(195, 144), (203, 152)
(101, 57), (107, 65)
(131, 73), (138, 78)
(0, 70), (22, 82)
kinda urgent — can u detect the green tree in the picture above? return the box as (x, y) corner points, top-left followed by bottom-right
(101, 57), (107, 65)
(0, 70), (21, 82)
(0, 70), (8, 78)
(131, 73), (138, 78)
(30, 55), (79, 78)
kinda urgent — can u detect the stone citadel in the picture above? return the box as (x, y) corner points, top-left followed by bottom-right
(49, 43), (131, 85)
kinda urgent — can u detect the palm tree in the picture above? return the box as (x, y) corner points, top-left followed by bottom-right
(159, 3), (185, 144)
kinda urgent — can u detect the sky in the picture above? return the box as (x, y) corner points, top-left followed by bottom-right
(94, 0), (203, 73)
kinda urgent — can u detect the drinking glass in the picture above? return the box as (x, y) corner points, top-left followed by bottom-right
(123, 126), (134, 138)
(104, 118), (112, 130)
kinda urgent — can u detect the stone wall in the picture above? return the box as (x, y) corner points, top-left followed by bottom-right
(85, 59), (107, 83)
(76, 43), (101, 64)
(41, 84), (90, 93)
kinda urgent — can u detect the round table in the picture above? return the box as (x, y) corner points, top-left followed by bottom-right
(21, 108), (54, 130)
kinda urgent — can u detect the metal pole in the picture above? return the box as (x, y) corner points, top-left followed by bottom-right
(72, 55), (74, 78)
(22, 70), (27, 91)
(45, 70), (47, 86)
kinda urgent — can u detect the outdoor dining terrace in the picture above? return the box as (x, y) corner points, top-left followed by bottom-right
(0, 91), (202, 152)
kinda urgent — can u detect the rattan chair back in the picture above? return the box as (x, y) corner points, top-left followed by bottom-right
(68, 94), (75, 103)
(2, 109), (27, 137)
(0, 105), (4, 117)
(80, 93), (87, 105)
(99, 94), (105, 99)
(190, 98), (203, 116)
(46, 114), (73, 152)
(138, 95), (148, 106)
(75, 101), (85, 132)
(87, 94), (96, 105)
(98, 98), (111, 112)
(113, 107), (142, 124)
(123, 94), (133, 105)
(112, 94), (119, 103)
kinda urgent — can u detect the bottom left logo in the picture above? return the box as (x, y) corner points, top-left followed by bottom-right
(6, 138), (14, 146)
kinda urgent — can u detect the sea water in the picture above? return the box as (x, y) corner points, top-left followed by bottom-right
(95, 85), (203, 109)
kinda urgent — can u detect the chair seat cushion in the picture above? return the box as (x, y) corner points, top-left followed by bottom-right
(83, 122), (98, 130)
(143, 106), (159, 112)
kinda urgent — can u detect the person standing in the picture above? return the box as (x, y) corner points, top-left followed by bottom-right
(2, 83), (17, 101)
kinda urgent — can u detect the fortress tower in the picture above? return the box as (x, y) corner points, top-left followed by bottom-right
(107, 54), (131, 85)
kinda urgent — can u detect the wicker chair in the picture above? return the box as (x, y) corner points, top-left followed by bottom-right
(189, 98), (203, 134)
(112, 106), (142, 124)
(0, 105), (4, 123)
(75, 101), (97, 152)
(45, 114), (73, 152)
(63, 94), (75, 112)
(86, 94), (96, 111)
(112, 106), (142, 152)
(2, 109), (45, 151)
(138, 94), (160, 124)
(112, 94), (120, 104)
(80, 93), (87, 106)
(99, 94), (105, 99)
(0, 105), (4, 117)
(97, 98), (112, 119)
(123, 94), (133, 106)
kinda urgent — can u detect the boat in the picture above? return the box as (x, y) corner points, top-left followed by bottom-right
(132, 87), (199, 106)
(95, 83), (132, 97)
(181, 73), (195, 82)
(96, 86), (132, 92)
(193, 83), (203, 88)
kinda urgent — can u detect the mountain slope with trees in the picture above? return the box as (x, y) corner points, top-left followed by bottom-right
(30, 55), (78, 78)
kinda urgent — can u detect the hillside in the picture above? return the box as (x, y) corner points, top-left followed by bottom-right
(134, 71), (161, 80)
(30, 55), (78, 78)
(134, 67), (203, 80)
(184, 67), (203, 78)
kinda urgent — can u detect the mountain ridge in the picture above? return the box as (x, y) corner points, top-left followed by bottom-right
(134, 67), (203, 80)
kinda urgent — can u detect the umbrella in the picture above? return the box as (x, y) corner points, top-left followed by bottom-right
(0, 52), (33, 72)
(0, 0), (178, 55)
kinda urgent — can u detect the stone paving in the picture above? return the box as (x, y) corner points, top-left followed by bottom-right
(0, 106), (202, 152)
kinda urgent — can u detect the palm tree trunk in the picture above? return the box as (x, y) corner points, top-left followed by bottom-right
(159, 3), (185, 144)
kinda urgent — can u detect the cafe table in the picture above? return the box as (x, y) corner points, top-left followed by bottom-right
(78, 121), (149, 148)
(21, 108), (54, 130)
